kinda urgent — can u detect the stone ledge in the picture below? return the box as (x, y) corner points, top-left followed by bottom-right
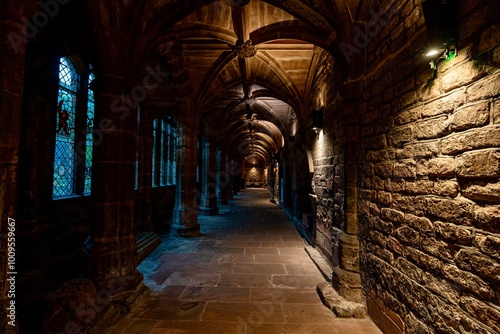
(304, 245), (333, 283)
(136, 232), (161, 263)
(317, 282), (367, 318)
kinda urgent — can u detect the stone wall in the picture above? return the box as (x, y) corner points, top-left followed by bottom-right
(310, 50), (345, 265)
(358, 0), (500, 333)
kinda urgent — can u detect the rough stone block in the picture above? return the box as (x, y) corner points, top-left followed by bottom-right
(425, 197), (473, 225)
(422, 90), (466, 118)
(405, 214), (433, 234)
(450, 101), (490, 131)
(406, 311), (434, 334)
(442, 60), (491, 92)
(395, 257), (424, 284)
(396, 106), (421, 125)
(370, 134), (387, 149)
(456, 149), (500, 178)
(455, 248), (500, 281)
(474, 205), (500, 234)
(421, 237), (454, 260)
(405, 180), (434, 194)
(396, 226), (421, 245)
(386, 178), (405, 192)
(394, 160), (416, 178)
(460, 296), (500, 333)
(392, 194), (426, 216)
(475, 232), (500, 260)
(427, 157), (455, 177)
(404, 247), (443, 274)
(443, 265), (494, 299)
(388, 126), (414, 146)
(435, 221), (472, 244)
(377, 191), (393, 206)
(462, 181), (500, 202)
(468, 72), (500, 102)
(415, 116), (450, 139)
(433, 180), (459, 197)
(443, 125), (500, 155)
(404, 142), (439, 158)
(422, 272), (460, 305)
(387, 237), (403, 255)
(478, 25), (500, 52)
(381, 208), (405, 223)
(374, 161), (394, 177)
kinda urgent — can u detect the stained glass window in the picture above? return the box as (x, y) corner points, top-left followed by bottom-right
(53, 57), (78, 197)
(152, 117), (177, 187)
(84, 72), (95, 194)
(53, 57), (94, 198)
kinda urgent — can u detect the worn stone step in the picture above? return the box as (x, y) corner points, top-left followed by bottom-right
(317, 282), (367, 318)
(304, 244), (333, 283)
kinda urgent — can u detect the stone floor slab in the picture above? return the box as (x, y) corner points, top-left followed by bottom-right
(218, 273), (273, 288)
(281, 303), (337, 323)
(201, 302), (285, 323)
(151, 321), (247, 334)
(179, 286), (251, 302)
(132, 299), (206, 321)
(163, 272), (220, 287)
(250, 288), (322, 304)
(233, 263), (287, 274)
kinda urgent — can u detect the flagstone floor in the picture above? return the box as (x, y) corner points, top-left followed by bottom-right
(106, 188), (382, 334)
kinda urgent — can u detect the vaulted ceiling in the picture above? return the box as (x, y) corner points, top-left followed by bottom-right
(84, 0), (377, 166)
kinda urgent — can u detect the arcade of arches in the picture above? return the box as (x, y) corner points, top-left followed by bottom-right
(1, 0), (499, 333)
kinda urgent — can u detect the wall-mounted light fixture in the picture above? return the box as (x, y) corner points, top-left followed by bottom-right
(422, 0), (458, 69)
(312, 107), (324, 134)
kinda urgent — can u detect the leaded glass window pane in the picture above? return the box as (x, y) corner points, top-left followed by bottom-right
(152, 119), (158, 186)
(84, 72), (95, 194)
(53, 57), (79, 197)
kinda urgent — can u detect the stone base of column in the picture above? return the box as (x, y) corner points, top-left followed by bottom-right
(170, 223), (201, 237)
(199, 206), (219, 216)
(171, 207), (200, 237)
(332, 266), (365, 303)
(42, 271), (147, 334)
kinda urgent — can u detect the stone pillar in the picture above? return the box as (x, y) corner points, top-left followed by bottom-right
(83, 73), (143, 291)
(138, 116), (153, 232)
(332, 92), (363, 303)
(171, 125), (201, 236)
(199, 139), (219, 215)
(217, 148), (229, 205)
(0, 2), (34, 332)
(225, 154), (234, 200)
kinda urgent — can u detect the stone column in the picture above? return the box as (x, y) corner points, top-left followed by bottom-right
(83, 73), (143, 291)
(217, 148), (229, 205)
(138, 115), (153, 232)
(225, 155), (234, 200)
(0, 2), (34, 332)
(332, 89), (363, 303)
(171, 125), (201, 236)
(199, 139), (219, 215)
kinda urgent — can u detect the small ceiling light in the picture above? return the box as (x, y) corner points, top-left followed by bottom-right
(422, 0), (458, 69)
(425, 49), (439, 57)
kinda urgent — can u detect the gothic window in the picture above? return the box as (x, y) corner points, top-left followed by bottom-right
(53, 57), (94, 198)
(152, 116), (177, 187)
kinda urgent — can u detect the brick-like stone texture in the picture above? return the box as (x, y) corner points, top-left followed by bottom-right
(360, 2), (500, 333)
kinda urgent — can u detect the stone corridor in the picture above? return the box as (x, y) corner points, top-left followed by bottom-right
(107, 189), (381, 334)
